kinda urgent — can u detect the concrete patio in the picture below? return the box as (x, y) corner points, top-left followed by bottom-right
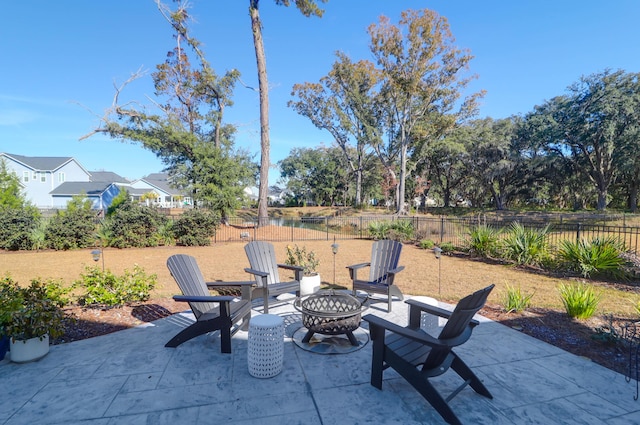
(1, 295), (639, 424)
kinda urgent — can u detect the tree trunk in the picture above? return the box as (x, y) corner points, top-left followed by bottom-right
(250, 1), (270, 227)
(395, 140), (408, 215)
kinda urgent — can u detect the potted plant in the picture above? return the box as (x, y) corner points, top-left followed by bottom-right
(285, 244), (321, 296)
(0, 276), (23, 361)
(3, 278), (67, 363)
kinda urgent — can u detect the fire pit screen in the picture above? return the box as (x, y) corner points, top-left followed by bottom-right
(294, 290), (368, 348)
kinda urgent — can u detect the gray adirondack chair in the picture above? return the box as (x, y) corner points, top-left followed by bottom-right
(165, 254), (255, 353)
(347, 239), (404, 312)
(244, 241), (303, 313)
(363, 284), (495, 425)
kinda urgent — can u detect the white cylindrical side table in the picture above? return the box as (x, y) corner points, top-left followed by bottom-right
(248, 314), (284, 378)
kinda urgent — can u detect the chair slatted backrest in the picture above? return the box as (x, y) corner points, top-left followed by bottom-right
(423, 284), (495, 369)
(245, 241), (280, 287)
(369, 240), (402, 284)
(167, 254), (213, 319)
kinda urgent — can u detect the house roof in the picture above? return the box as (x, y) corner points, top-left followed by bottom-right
(137, 173), (183, 196)
(50, 182), (116, 196)
(1, 152), (76, 171)
(90, 171), (130, 184)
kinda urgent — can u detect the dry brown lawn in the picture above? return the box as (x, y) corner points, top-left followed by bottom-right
(1, 233), (638, 318)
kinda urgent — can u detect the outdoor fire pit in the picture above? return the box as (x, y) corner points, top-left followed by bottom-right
(294, 290), (368, 346)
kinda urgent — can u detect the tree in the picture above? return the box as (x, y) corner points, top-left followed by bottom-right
(279, 146), (348, 206)
(529, 70), (640, 210)
(368, 9), (482, 214)
(289, 53), (381, 206)
(83, 1), (251, 218)
(0, 160), (26, 209)
(248, 0), (326, 225)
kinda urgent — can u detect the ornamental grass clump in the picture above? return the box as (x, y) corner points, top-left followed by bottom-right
(502, 222), (550, 267)
(465, 224), (502, 258)
(502, 284), (534, 313)
(558, 237), (626, 279)
(558, 282), (601, 319)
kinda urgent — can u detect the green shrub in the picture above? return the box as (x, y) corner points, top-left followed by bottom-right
(465, 224), (502, 258)
(173, 209), (220, 246)
(558, 282), (601, 319)
(418, 239), (435, 249)
(1, 278), (68, 340)
(558, 237), (626, 279)
(502, 222), (550, 266)
(502, 284), (534, 313)
(74, 265), (157, 307)
(0, 207), (41, 250)
(439, 241), (455, 254)
(368, 221), (391, 240)
(44, 195), (97, 250)
(368, 219), (414, 241)
(104, 200), (167, 248)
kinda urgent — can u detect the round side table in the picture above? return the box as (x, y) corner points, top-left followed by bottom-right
(248, 314), (284, 378)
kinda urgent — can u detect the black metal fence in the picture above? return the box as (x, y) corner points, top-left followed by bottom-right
(215, 216), (640, 253)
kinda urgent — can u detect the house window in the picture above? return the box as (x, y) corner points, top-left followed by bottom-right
(23, 172), (29, 183)
(32, 172), (37, 180)
(40, 172), (46, 183)
(58, 172), (65, 183)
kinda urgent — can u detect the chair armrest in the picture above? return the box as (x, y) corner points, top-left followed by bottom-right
(244, 267), (268, 278)
(173, 295), (237, 303)
(406, 299), (454, 319)
(277, 263), (304, 281)
(346, 262), (371, 271)
(347, 262), (370, 281)
(277, 263), (304, 272)
(388, 265), (405, 275)
(206, 281), (255, 288)
(363, 314), (442, 347)
(405, 299), (480, 328)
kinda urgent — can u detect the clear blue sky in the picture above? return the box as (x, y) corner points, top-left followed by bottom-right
(1, 1), (639, 183)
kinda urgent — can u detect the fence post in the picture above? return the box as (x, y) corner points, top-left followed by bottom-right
(360, 216), (363, 239)
(440, 217), (445, 243)
(576, 222), (581, 243)
(326, 217), (329, 240)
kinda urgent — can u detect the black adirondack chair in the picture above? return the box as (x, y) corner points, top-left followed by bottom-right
(363, 284), (495, 425)
(347, 239), (404, 312)
(244, 241), (303, 313)
(165, 254), (255, 353)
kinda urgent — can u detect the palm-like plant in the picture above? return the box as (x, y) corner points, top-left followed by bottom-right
(558, 236), (626, 279)
(465, 224), (502, 258)
(503, 222), (550, 266)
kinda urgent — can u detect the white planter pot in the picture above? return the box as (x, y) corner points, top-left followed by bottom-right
(300, 274), (321, 296)
(10, 334), (50, 363)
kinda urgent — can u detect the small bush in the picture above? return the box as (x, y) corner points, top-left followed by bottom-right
(74, 265), (157, 307)
(367, 220), (414, 241)
(502, 284), (534, 313)
(418, 239), (435, 249)
(173, 209), (220, 246)
(439, 242), (455, 254)
(0, 207), (41, 250)
(44, 195), (96, 250)
(465, 224), (502, 258)
(558, 282), (601, 319)
(558, 237), (626, 279)
(104, 200), (167, 248)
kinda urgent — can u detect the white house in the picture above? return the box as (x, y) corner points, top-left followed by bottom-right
(129, 173), (191, 207)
